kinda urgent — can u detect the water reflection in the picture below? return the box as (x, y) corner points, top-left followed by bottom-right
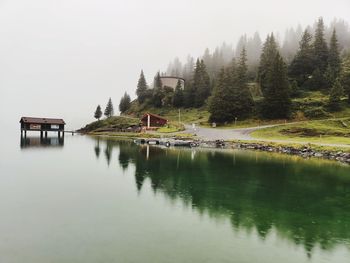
(93, 138), (350, 257)
(20, 136), (64, 149)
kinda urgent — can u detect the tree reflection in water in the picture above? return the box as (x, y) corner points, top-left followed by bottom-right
(94, 138), (350, 257)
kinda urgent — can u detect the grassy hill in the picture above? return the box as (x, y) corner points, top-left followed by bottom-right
(124, 91), (350, 127)
(80, 91), (350, 142)
(79, 116), (140, 133)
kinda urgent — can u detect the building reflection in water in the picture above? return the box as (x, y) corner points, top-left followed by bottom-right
(20, 136), (64, 149)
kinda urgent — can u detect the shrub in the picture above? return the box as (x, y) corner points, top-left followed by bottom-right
(303, 107), (332, 119)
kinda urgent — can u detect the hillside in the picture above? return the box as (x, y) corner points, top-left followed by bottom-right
(79, 116), (140, 133)
(124, 91), (350, 127)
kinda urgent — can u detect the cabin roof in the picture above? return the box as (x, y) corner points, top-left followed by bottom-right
(141, 113), (168, 121)
(20, 117), (66, 125)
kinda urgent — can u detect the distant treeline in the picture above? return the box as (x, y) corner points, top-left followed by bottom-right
(119, 17), (350, 123)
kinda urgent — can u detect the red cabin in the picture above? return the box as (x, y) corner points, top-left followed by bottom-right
(141, 113), (168, 129)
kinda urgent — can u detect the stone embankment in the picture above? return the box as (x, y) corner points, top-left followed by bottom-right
(231, 142), (350, 164)
(193, 140), (350, 164)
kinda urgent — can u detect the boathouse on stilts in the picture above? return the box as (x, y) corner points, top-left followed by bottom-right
(20, 117), (66, 139)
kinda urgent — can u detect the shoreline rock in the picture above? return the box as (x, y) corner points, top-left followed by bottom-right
(228, 142), (350, 165)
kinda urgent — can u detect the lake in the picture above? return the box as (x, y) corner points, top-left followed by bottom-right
(1, 133), (350, 263)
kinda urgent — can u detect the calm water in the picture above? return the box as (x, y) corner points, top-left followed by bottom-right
(1, 133), (350, 263)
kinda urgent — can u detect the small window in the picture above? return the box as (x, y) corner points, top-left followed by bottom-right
(30, 124), (41, 130)
(51, 124), (59, 129)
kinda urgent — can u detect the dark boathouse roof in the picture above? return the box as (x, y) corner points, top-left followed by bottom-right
(20, 117), (66, 125)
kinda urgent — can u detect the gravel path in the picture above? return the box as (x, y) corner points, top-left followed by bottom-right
(184, 124), (350, 148)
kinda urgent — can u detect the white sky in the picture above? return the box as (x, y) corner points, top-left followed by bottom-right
(0, 0), (349, 129)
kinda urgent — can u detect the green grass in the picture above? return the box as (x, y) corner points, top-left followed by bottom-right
(126, 101), (210, 124)
(79, 116), (140, 132)
(157, 121), (185, 133)
(83, 92), (349, 138)
(125, 91), (349, 128)
(251, 118), (350, 145)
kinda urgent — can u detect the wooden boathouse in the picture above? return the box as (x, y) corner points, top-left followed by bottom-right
(20, 117), (65, 138)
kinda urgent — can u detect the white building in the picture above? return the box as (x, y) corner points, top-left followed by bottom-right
(159, 76), (185, 90)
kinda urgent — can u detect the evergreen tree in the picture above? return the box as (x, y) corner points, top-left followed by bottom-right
(289, 29), (314, 87)
(136, 70), (148, 104)
(94, 105), (102, 121)
(152, 72), (164, 107)
(313, 17), (329, 73)
(104, 98), (114, 118)
(182, 55), (195, 81)
(262, 52), (291, 119)
(119, 92), (131, 113)
(209, 67), (232, 122)
(325, 29), (341, 88)
(289, 79), (300, 97)
(162, 86), (174, 107)
(328, 79), (343, 111)
(172, 79), (184, 107)
(340, 54), (350, 102)
(209, 49), (253, 123)
(258, 34), (279, 95)
(193, 59), (211, 107)
(235, 48), (254, 116)
(183, 82), (195, 108)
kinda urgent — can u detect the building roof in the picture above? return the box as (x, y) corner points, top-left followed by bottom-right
(141, 113), (168, 121)
(159, 76), (185, 81)
(20, 117), (66, 125)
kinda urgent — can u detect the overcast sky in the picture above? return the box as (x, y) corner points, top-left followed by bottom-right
(0, 0), (349, 129)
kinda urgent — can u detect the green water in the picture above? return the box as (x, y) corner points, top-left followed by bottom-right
(1, 135), (350, 262)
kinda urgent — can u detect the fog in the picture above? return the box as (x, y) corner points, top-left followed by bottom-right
(0, 0), (349, 130)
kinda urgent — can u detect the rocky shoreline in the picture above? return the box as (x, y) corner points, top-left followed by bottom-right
(185, 139), (350, 164)
(89, 132), (350, 165)
(229, 142), (350, 165)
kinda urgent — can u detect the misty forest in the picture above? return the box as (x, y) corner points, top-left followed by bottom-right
(117, 17), (350, 123)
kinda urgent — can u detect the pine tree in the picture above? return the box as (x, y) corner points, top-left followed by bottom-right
(235, 48), (254, 116)
(289, 29), (314, 86)
(209, 67), (232, 123)
(309, 67), (327, 90)
(328, 79), (344, 111)
(183, 82), (195, 108)
(104, 98), (114, 118)
(262, 52), (291, 119)
(209, 50), (254, 123)
(172, 79), (184, 107)
(258, 34), (279, 95)
(119, 92), (131, 113)
(340, 54), (350, 103)
(290, 79), (300, 97)
(136, 70), (148, 104)
(94, 105), (102, 120)
(325, 29), (341, 89)
(152, 72), (164, 107)
(193, 59), (211, 107)
(313, 17), (328, 73)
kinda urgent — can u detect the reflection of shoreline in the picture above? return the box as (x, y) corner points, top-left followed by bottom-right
(20, 136), (64, 149)
(93, 138), (350, 257)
